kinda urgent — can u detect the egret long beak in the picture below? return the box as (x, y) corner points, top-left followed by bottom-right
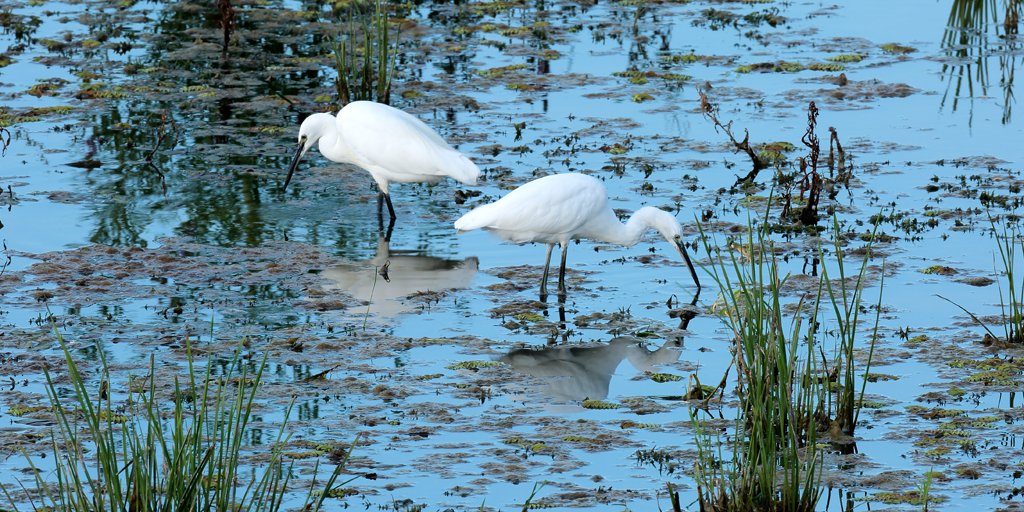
(673, 238), (701, 291)
(284, 137), (307, 190)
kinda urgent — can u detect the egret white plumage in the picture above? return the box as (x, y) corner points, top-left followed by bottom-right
(453, 172), (701, 296)
(285, 101), (480, 221)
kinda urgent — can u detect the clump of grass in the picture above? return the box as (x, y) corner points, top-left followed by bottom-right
(691, 209), (881, 511)
(692, 213), (824, 512)
(2, 330), (351, 512)
(335, 0), (397, 105)
(993, 217), (1024, 343)
(940, 215), (1024, 344)
(819, 216), (882, 437)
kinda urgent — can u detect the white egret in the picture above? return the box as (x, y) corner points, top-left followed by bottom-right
(285, 101), (481, 221)
(453, 172), (701, 296)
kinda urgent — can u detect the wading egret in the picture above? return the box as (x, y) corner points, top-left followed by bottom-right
(453, 173), (701, 296)
(285, 101), (480, 221)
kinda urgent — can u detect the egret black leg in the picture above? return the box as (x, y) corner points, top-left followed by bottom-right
(384, 193), (396, 221)
(556, 242), (569, 296)
(381, 217), (395, 242)
(540, 243), (555, 297)
(377, 193), (386, 223)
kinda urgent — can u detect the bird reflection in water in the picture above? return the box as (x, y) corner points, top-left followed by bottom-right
(501, 336), (683, 402)
(321, 236), (478, 318)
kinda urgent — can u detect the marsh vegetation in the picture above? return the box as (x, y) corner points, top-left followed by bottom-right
(1, 0), (1023, 510)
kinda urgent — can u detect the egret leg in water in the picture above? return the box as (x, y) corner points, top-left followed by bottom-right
(285, 101), (480, 223)
(454, 173), (701, 297)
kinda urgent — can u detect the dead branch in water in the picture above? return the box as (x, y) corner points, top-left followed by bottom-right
(699, 91), (768, 185)
(798, 101), (822, 225)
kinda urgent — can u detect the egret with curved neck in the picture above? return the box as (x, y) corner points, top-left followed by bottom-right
(454, 172), (700, 297)
(285, 101), (480, 224)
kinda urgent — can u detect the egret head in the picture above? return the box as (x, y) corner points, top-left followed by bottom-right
(637, 207), (701, 292)
(285, 113), (335, 190)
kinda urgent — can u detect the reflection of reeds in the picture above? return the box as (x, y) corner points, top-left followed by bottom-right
(941, 0), (1022, 124)
(335, 0), (397, 105)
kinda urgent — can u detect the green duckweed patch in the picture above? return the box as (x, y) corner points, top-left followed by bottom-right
(514, 312), (546, 323)
(506, 82), (542, 92)
(807, 62), (845, 72)
(866, 490), (946, 506)
(562, 435), (601, 444)
(0, 105), (76, 127)
(864, 372), (900, 382)
(581, 399), (620, 409)
(827, 53), (863, 63)
(948, 357), (1024, 386)
(645, 371), (683, 383)
(881, 43), (917, 54)
(447, 360), (502, 370)
(613, 70), (691, 84)
(921, 265), (957, 275)
(906, 334), (929, 345)
(620, 420), (659, 429)
(661, 52), (701, 64)
(906, 405), (964, 419)
(601, 143), (630, 155)
(469, 0), (522, 15)
(736, 61), (804, 73)
(8, 405), (49, 417)
(504, 436), (547, 453)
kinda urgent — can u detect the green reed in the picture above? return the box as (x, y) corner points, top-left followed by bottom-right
(691, 211), (880, 511)
(2, 330), (349, 512)
(693, 215), (822, 512)
(335, 0), (397, 105)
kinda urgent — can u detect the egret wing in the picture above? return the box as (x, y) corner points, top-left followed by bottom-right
(456, 174), (608, 243)
(337, 102), (478, 184)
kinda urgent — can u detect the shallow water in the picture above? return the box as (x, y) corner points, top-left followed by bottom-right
(2, 0), (1024, 509)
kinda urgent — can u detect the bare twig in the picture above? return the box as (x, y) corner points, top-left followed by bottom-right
(699, 91), (767, 185)
(798, 102), (821, 225)
(827, 126), (851, 198)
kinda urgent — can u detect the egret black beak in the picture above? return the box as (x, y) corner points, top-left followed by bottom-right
(673, 238), (701, 291)
(284, 136), (307, 190)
